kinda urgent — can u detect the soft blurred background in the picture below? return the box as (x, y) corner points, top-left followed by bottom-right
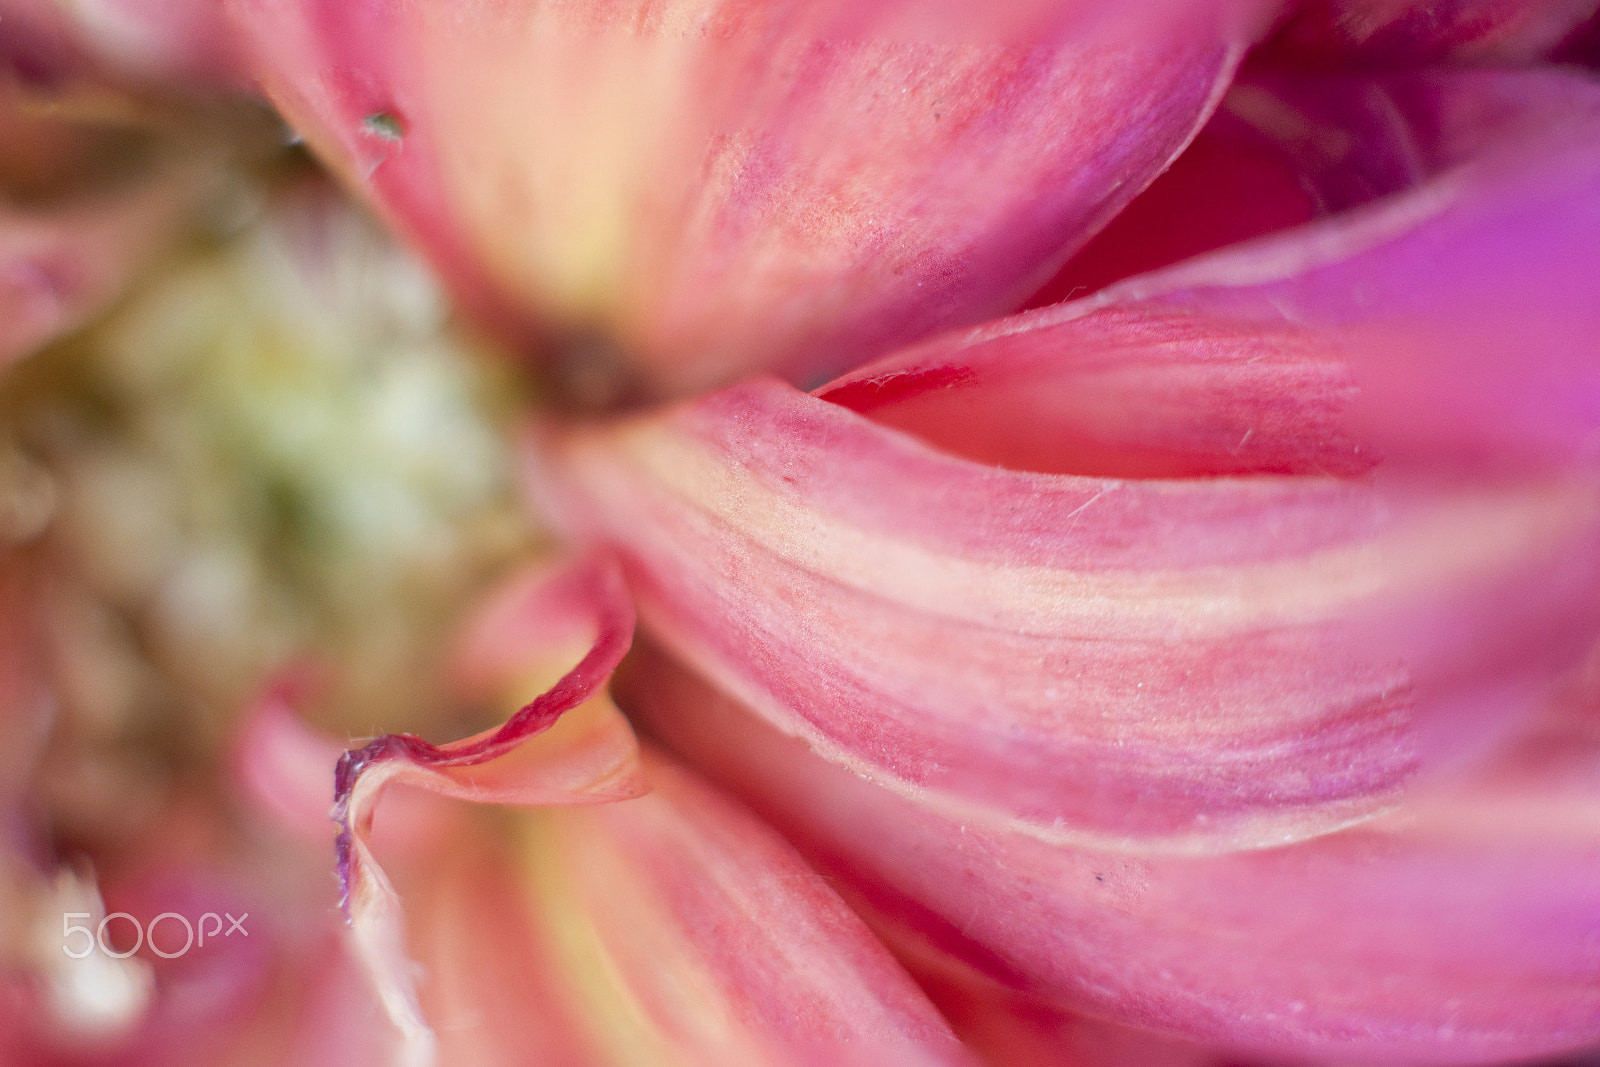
(0, 64), (549, 1060)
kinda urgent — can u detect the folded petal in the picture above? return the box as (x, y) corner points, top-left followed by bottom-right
(332, 553), (646, 1058)
(228, 0), (1275, 400)
(337, 555), (976, 1065)
(626, 640), (1600, 1064)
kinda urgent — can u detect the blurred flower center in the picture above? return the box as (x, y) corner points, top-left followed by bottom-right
(1, 177), (533, 849)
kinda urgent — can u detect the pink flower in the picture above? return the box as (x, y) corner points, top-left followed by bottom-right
(5, 2), (1600, 1065)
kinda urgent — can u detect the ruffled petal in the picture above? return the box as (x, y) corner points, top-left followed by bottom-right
(331, 553), (646, 1060)
(335, 554), (977, 1066)
(227, 0), (1276, 399)
(625, 640), (1600, 1064)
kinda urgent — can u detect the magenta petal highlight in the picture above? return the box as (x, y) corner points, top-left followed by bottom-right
(1078, 68), (1600, 469)
(1268, 0), (1600, 63)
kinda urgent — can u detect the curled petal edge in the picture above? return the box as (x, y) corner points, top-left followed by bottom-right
(329, 553), (646, 1062)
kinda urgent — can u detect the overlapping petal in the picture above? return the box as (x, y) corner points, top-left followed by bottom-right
(535, 371), (1600, 853)
(227, 0), (1279, 400)
(8, 3), (1600, 1063)
(529, 67), (1600, 855)
(410, 749), (979, 1067)
(1082, 68), (1600, 470)
(625, 639), (1600, 1064)
(334, 553), (971, 1065)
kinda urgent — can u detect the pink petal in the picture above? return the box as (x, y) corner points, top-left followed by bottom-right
(227, 0), (1276, 399)
(626, 640), (1600, 1064)
(828, 70), (1600, 475)
(234, 676), (450, 859)
(331, 553), (646, 1058)
(335, 555), (976, 1065)
(410, 748), (979, 1067)
(281, 932), (404, 1067)
(234, 674), (349, 844)
(530, 362), (1600, 851)
(1081, 67), (1600, 469)
(0, 80), (223, 373)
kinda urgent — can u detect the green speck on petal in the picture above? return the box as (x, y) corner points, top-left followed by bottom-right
(362, 112), (405, 141)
